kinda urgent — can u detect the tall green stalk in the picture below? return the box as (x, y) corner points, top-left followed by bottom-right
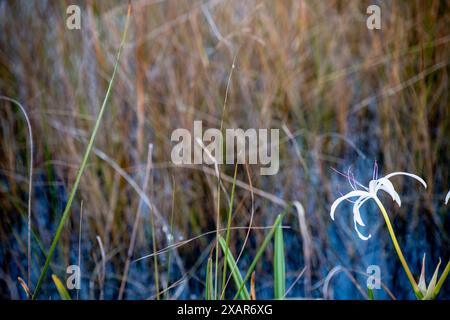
(32, 3), (132, 299)
(220, 162), (238, 299)
(373, 197), (422, 299)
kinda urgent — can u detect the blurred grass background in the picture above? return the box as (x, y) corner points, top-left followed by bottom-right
(0, 0), (449, 299)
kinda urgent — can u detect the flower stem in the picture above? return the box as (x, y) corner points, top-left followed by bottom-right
(373, 197), (422, 299)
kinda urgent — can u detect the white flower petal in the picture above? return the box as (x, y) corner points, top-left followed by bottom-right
(368, 180), (377, 194)
(375, 178), (402, 207)
(330, 190), (369, 221)
(445, 190), (450, 205)
(353, 196), (370, 226)
(384, 171), (427, 189)
(354, 218), (371, 240)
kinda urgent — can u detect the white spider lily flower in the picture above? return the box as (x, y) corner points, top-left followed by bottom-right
(445, 190), (450, 205)
(330, 171), (427, 240)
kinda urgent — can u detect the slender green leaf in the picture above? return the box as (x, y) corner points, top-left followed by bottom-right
(218, 236), (250, 300)
(221, 162), (239, 299)
(274, 222), (285, 299)
(205, 256), (213, 300)
(367, 287), (374, 300)
(233, 212), (288, 300)
(52, 274), (71, 300)
(32, 3), (132, 300)
(434, 260), (450, 299)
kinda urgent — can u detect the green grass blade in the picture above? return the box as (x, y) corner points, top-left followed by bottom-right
(434, 260), (450, 298)
(51, 274), (71, 300)
(218, 236), (250, 300)
(233, 212), (288, 300)
(221, 162), (239, 299)
(205, 256), (213, 300)
(164, 176), (176, 300)
(274, 221), (285, 299)
(367, 287), (374, 300)
(32, 3), (132, 300)
(205, 257), (213, 300)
